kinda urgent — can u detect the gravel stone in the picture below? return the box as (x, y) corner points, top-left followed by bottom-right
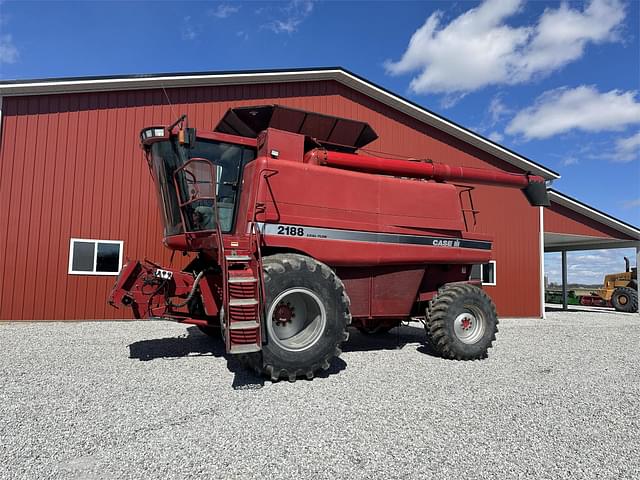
(1, 310), (639, 479)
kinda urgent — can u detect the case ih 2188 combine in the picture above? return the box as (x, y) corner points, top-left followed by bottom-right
(109, 105), (548, 381)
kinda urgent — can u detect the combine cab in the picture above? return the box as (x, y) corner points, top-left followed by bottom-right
(109, 105), (549, 381)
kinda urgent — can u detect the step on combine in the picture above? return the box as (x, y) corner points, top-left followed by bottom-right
(109, 105), (549, 381)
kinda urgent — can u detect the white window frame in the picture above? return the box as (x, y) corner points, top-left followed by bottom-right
(471, 260), (497, 286)
(68, 238), (124, 276)
(481, 260), (497, 286)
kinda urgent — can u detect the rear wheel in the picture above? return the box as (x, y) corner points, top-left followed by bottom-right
(243, 254), (351, 381)
(611, 287), (638, 313)
(426, 284), (498, 360)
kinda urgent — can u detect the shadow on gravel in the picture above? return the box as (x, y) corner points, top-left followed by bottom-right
(128, 327), (348, 388)
(128, 327), (225, 361)
(344, 324), (439, 356)
(128, 324), (437, 385)
(128, 327), (265, 389)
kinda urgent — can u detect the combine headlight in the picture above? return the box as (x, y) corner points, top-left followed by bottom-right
(142, 127), (165, 140)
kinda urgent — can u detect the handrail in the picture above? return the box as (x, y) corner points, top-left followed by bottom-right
(250, 167), (279, 342)
(251, 220), (268, 343)
(215, 211), (229, 347)
(455, 184), (478, 232)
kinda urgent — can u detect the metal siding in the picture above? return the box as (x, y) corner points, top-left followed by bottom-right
(546, 203), (635, 240)
(0, 80), (540, 319)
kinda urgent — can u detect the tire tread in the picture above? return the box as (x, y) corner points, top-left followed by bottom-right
(242, 253), (351, 381)
(611, 286), (638, 313)
(426, 283), (499, 360)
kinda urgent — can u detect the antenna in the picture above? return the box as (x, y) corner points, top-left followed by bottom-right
(161, 83), (179, 121)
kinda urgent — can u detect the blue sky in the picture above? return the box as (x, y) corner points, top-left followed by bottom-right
(0, 0), (638, 283)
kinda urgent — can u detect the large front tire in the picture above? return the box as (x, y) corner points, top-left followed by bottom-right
(426, 284), (498, 360)
(244, 254), (351, 381)
(611, 287), (638, 313)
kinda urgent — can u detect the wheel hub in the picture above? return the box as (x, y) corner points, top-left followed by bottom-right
(619, 295), (628, 305)
(273, 302), (295, 326)
(460, 317), (472, 330)
(266, 288), (327, 352)
(453, 308), (486, 345)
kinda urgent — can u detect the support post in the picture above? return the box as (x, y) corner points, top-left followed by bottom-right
(539, 206), (546, 319)
(636, 247), (639, 314)
(562, 250), (568, 311)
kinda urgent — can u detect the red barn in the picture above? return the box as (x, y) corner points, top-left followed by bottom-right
(0, 68), (637, 320)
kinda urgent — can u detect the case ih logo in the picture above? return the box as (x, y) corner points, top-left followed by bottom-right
(432, 239), (461, 248)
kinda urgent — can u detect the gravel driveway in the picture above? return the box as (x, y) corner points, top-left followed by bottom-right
(1, 310), (639, 479)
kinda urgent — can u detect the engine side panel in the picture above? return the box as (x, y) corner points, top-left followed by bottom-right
(249, 156), (493, 266)
(336, 266), (426, 318)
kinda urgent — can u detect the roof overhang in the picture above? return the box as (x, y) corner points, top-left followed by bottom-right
(0, 67), (559, 180)
(545, 189), (640, 252)
(544, 233), (639, 252)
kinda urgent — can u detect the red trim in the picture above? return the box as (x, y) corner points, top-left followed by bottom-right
(196, 130), (258, 147)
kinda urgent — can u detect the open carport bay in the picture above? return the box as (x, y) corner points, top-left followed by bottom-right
(1, 311), (638, 480)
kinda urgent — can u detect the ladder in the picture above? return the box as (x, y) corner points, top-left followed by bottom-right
(220, 231), (262, 354)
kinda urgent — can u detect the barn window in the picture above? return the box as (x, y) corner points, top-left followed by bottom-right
(470, 261), (497, 286)
(68, 239), (123, 275)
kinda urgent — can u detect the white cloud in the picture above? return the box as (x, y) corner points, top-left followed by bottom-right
(182, 16), (197, 40)
(561, 156), (579, 166)
(0, 34), (18, 64)
(209, 4), (240, 19)
(611, 131), (640, 162)
(488, 95), (511, 125)
(622, 198), (640, 209)
(385, 0), (625, 95)
(471, 94), (512, 138)
(263, 0), (314, 34)
(488, 131), (504, 143)
(506, 86), (640, 140)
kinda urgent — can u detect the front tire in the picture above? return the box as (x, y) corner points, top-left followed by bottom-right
(426, 284), (498, 360)
(244, 254), (351, 381)
(611, 287), (638, 313)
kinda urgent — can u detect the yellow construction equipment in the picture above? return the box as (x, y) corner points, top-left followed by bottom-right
(595, 257), (638, 313)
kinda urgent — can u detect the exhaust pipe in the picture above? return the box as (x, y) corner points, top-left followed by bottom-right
(624, 256), (630, 272)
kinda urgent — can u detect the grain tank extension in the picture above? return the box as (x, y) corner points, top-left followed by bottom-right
(109, 105), (549, 381)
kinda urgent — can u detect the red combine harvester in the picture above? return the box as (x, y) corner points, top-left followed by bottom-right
(109, 105), (549, 381)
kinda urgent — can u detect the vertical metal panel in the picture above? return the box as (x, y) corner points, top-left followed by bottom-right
(0, 79), (543, 319)
(0, 95), (14, 314)
(51, 94), (73, 319)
